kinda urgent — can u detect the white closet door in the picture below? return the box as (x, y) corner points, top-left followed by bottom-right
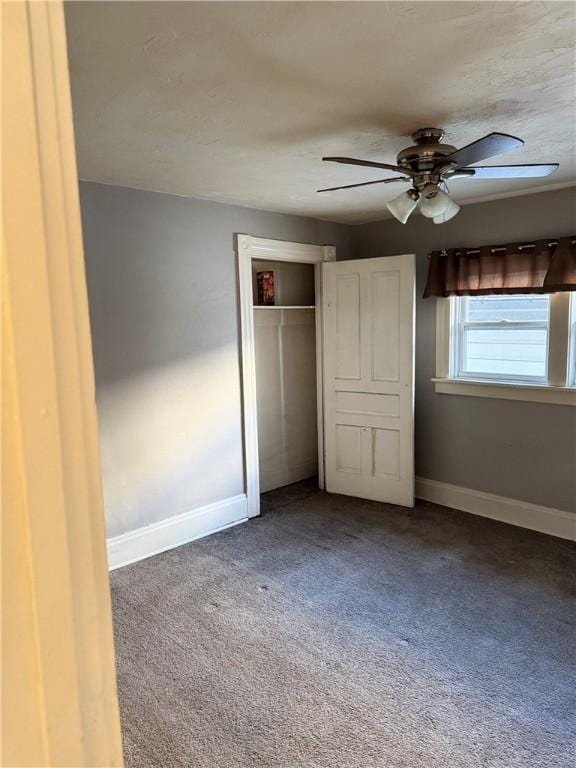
(254, 308), (318, 492)
(322, 255), (415, 506)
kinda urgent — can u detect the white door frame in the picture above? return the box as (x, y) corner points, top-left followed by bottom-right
(4, 1), (123, 764)
(236, 235), (336, 518)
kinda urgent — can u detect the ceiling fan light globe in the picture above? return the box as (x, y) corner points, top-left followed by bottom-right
(432, 198), (460, 224)
(418, 183), (453, 218)
(386, 190), (418, 224)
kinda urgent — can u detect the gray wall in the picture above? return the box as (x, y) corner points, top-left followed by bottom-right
(350, 187), (576, 513)
(80, 181), (575, 539)
(80, 181), (351, 537)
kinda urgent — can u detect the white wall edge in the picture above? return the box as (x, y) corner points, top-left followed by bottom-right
(107, 494), (248, 571)
(416, 477), (575, 541)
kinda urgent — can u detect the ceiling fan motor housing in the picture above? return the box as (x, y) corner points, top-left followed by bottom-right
(397, 128), (457, 188)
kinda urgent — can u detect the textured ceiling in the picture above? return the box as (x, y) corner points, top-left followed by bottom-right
(65, 1), (576, 224)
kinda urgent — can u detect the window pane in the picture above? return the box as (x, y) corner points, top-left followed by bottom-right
(463, 327), (548, 378)
(466, 295), (549, 322)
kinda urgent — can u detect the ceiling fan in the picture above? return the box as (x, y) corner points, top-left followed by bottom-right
(318, 128), (559, 224)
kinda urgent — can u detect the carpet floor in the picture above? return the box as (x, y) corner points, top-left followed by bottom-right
(111, 480), (575, 768)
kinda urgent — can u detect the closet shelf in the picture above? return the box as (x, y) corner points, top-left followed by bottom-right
(253, 305), (315, 310)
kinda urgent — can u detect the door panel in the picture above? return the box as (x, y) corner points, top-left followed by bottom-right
(322, 255), (415, 506)
(335, 273), (361, 379)
(335, 424), (363, 474)
(371, 270), (400, 381)
(373, 428), (401, 479)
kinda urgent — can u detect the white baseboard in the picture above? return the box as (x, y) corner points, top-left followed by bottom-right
(107, 494), (248, 571)
(416, 477), (575, 541)
(107, 481), (574, 570)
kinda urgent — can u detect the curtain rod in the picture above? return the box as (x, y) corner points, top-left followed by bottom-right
(432, 237), (575, 257)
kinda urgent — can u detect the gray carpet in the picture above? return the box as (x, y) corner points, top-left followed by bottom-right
(111, 480), (576, 768)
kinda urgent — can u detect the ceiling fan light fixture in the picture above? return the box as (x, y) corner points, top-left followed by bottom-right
(321, 128), (558, 226)
(386, 189), (419, 224)
(432, 197), (460, 224)
(418, 183), (453, 218)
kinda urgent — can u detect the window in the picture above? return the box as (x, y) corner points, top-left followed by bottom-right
(454, 295), (550, 383)
(434, 292), (576, 405)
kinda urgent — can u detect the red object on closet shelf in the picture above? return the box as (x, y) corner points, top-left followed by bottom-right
(257, 270), (275, 305)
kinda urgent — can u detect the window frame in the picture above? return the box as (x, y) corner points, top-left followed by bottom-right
(452, 294), (550, 385)
(433, 292), (576, 406)
(567, 293), (576, 387)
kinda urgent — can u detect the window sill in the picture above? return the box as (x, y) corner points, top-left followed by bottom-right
(432, 378), (576, 405)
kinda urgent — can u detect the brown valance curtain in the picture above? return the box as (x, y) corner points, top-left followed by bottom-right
(423, 236), (576, 298)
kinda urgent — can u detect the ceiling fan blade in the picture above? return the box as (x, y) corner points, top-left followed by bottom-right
(323, 156), (414, 176)
(445, 132), (524, 168)
(455, 163), (559, 179)
(317, 177), (409, 193)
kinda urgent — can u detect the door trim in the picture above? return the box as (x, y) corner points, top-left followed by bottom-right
(236, 235), (336, 518)
(3, 2), (123, 764)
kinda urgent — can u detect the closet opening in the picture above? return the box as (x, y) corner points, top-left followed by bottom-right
(237, 236), (335, 518)
(252, 259), (318, 495)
